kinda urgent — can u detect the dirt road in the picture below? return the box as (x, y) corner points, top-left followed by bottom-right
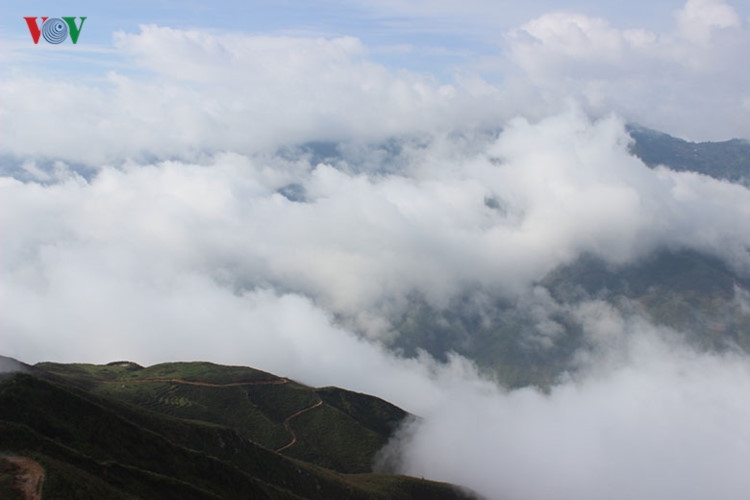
(2, 456), (44, 500)
(275, 398), (324, 453)
(104, 376), (323, 454)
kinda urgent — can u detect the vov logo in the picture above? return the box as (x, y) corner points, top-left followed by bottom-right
(24, 17), (87, 44)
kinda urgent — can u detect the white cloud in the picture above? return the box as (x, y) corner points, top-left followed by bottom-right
(113, 26), (368, 83)
(0, 110), (750, 359)
(0, 26), (505, 164)
(2, 1), (748, 168)
(505, 0), (750, 140)
(677, 0), (741, 44)
(2, 110), (749, 347)
(381, 314), (750, 500)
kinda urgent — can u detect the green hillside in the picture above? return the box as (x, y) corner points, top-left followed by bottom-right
(0, 360), (475, 500)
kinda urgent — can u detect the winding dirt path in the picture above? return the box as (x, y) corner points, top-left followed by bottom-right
(275, 398), (324, 453)
(103, 376), (324, 454)
(2, 456), (44, 500)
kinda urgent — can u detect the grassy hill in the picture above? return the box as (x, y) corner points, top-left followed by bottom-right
(0, 359), (475, 500)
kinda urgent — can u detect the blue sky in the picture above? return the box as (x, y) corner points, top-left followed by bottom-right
(4, 0), (747, 76)
(1, 0), (749, 160)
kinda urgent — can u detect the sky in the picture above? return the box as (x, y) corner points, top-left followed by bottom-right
(1, 0), (749, 147)
(3, 1), (750, 499)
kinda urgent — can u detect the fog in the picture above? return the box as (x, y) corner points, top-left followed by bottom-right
(0, 356), (26, 374)
(379, 317), (750, 500)
(3, 111), (749, 342)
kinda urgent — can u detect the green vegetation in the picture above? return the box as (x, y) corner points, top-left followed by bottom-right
(0, 359), (475, 499)
(285, 403), (387, 473)
(35, 360), (280, 385)
(316, 387), (407, 438)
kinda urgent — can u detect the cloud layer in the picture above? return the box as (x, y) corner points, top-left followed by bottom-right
(2, 0), (748, 166)
(3, 110), (750, 348)
(505, 0), (750, 139)
(381, 316), (750, 500)
(1, 26), (501, 164)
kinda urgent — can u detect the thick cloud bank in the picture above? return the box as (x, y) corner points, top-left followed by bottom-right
(3, 111), (749, 344)
(2, 0), (748, 165)
(380, 316), (750, 500)
(1, 27), (498, 164)
(504, 0), (750, 140)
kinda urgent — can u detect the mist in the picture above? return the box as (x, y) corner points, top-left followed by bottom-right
(3, 110), (749, 343)
(3, 110), (750, 498)
(0, 356), (26, 374)
(379, 313), (750, 500)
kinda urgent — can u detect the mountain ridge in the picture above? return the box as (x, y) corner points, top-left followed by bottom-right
(0, 357), (476, 500)
(627, 124), (750, 184)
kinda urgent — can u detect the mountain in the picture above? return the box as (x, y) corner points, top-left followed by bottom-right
(388, 248), (750, 389)
(627, 124), (750, 184)
(0, 358), (475, 500)
(279, 126), (750, 186)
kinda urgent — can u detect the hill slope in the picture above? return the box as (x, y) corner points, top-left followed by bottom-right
(0, 359), (475, 500)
